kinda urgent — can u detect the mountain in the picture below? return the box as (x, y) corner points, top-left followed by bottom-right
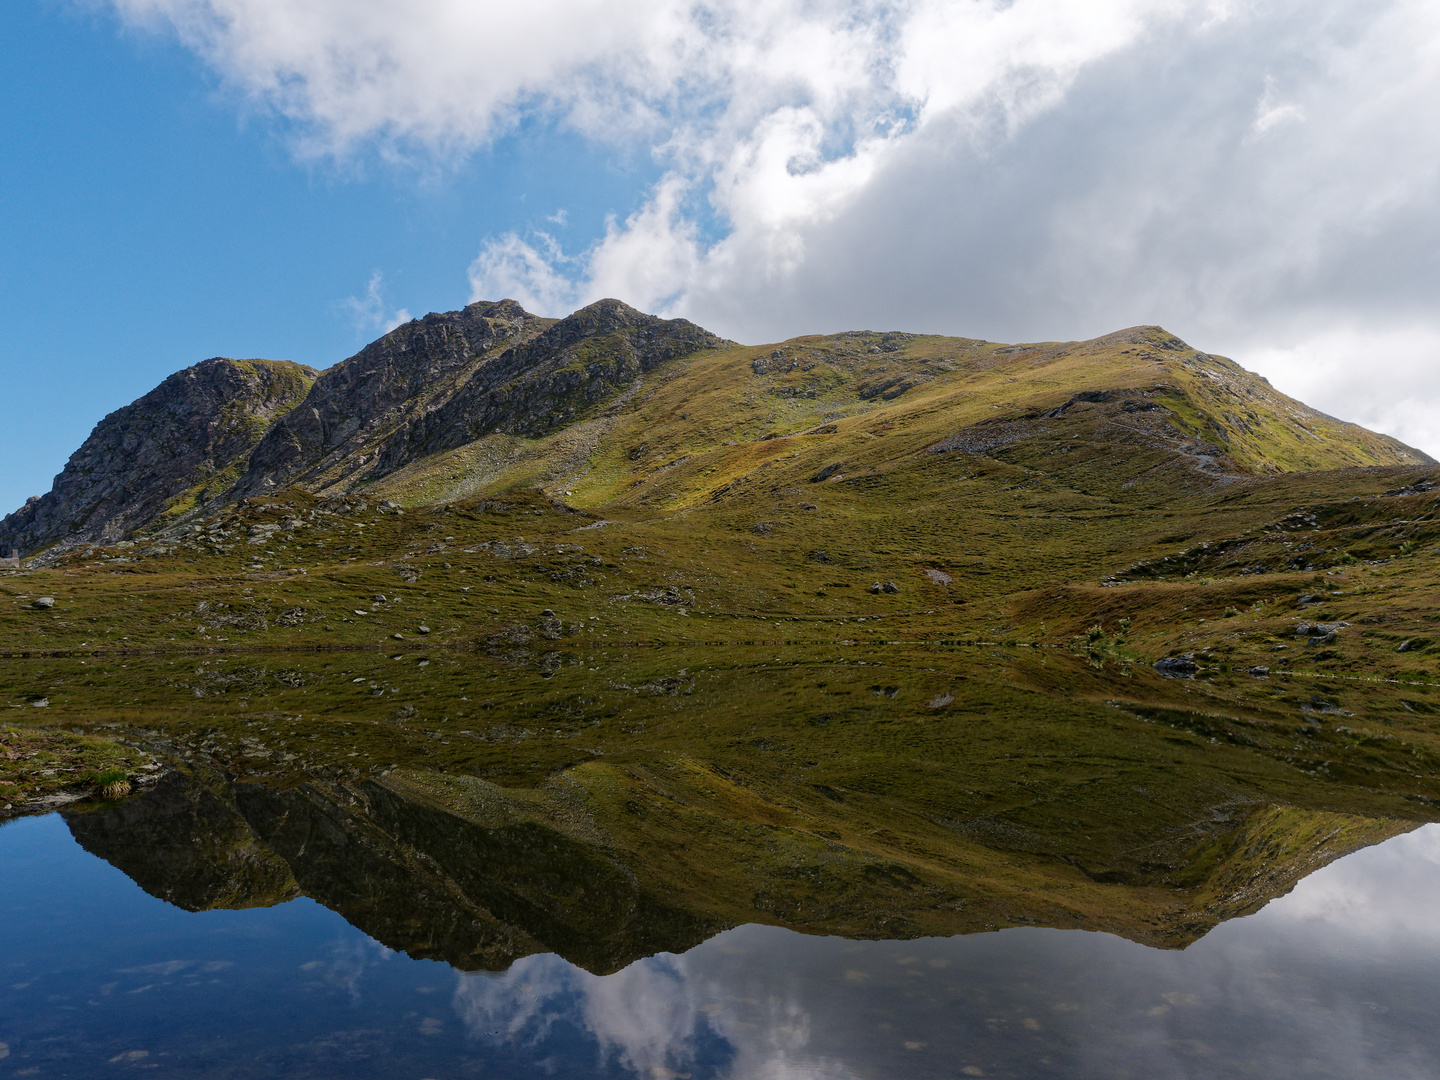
(1, 301), (1424, 559)
(0, 357), (316, 555)
(233, 297), (728, 501)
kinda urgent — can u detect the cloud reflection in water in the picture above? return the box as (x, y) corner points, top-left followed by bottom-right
(448, 825), (1440, 1079)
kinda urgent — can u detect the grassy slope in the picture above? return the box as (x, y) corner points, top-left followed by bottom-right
(2, 318), (1438, 678)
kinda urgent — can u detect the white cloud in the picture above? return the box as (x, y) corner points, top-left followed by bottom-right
(1243, 325), (1440, 458)
(1253, 75), (1305, 135)
(339, 271), (411, 335)
(105, 0), (1440, 455)
(467, 233), (580, 319)
(450, 946), (866, 1080)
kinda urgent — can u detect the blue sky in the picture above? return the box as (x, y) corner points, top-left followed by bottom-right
(0, 2), (658, 514)
(4, 0), (1440, 516)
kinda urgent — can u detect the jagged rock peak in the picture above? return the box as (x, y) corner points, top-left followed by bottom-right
(234, 297), (729, 497)
(0, 357), (318, 556)
(230, 298), (557, 499)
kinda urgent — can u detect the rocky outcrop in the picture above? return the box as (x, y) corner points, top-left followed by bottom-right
(233, 298), (551, 497)
(235, 298), (728, 496)
(0, 298), (726, 553)
(0, 358), (316, 556)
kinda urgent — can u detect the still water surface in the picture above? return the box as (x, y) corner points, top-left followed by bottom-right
(2, 811), (1439, 1079)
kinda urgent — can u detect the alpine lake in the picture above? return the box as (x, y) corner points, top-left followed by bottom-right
(3, 643), (1440, 1079)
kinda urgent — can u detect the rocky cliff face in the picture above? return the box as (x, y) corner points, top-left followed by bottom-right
(234, 297), (727, 497)
(0, 357), (316, 556)
(232, 298), (552, 498)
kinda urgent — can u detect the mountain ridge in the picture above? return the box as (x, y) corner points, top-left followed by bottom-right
(0, 301), (1428, 561)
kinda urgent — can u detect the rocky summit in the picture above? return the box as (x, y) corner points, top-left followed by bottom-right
(0, 357), (317, 555)
(0, 298), (728, 559)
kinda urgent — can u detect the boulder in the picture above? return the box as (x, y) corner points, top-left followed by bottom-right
(1154, 655), (1198, 677)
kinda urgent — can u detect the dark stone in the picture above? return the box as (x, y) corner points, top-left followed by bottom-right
(1154, 655), (1199, 677)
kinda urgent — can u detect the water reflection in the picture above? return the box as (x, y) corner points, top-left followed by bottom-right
(3, 814), (1439, 1078)
(449, 826), (1440, 1080)
(4, 645), (1440, 1075)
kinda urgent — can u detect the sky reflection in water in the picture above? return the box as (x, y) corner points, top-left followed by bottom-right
(1, 814), (1438, 1079)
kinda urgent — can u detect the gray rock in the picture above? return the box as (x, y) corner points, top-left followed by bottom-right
(2, 300), (727, 558)
(1154, 655), (1198, 677)
(1297, 620), (1347, 645)
(1248, 665), (1271, 677)
(417, 625), (431, 635)
(31, 597), (55, 609)
(235, 299), (727, 500)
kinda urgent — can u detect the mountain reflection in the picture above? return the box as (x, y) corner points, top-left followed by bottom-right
(6, 643), (1440, 1078)
(452, 824), (1440, 1080)
(53, 645), (1440, 976)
